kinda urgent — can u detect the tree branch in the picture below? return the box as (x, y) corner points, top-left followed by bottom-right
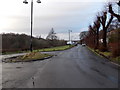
(106, 15), (113, 29)
(109, 4), (120, 22)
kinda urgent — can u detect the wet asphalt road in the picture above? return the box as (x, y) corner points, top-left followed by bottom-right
(2, 45), (119, 88)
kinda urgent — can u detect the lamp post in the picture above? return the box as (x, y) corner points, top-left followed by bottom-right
(23, 0), (41, 52)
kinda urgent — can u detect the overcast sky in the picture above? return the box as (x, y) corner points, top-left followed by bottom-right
(0, 0), (116, 40)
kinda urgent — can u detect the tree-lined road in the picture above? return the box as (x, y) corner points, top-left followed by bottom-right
(2, 45), (119, 88)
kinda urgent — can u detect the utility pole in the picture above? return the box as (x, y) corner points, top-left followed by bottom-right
(68, 30), (72, 44)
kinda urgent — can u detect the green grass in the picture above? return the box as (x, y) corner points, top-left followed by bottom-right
(112, 56), (120, 64)
(88, 47), (111, 58)
(87, 47), (101, 56)
(95, 49), (111, 57)
(2, 45), (74, 55)
(34, 45), (73, 52)
(100, 52), (111, 57)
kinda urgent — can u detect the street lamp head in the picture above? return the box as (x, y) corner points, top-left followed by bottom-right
(37, 0), (41, 3)
(23, 0), (28, 4)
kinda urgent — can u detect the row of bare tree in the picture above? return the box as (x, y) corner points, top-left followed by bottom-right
(83, 2), (120, 52)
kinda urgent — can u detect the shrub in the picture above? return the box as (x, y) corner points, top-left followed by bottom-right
(1, 33), (66, 53)
(109, 42), (120, 57)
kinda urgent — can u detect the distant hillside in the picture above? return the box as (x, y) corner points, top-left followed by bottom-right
(1, 33), (66, 53)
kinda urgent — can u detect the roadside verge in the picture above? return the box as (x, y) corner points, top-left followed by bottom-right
(87, 46), (120, 66)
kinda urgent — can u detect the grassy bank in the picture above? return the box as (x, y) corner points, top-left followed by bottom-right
(87, 47), (120, 64)
(2, 45), (74, 55)
(34, 45), (74, 52)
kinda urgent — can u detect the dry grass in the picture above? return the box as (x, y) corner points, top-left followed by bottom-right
(21, 52), (51, 61)
(4, 52), (52, 63)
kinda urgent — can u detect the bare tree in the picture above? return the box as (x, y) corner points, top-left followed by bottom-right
(87, 25), (96, 48)
(94, 18), (100, 49)
(97, 11), (113, 51)
(46, 28), (58, 40)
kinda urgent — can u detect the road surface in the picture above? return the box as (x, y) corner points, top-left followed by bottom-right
(2, 45), (119, 88)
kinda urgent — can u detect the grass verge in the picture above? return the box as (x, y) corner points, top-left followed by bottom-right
(2, 45), (74, 55)
(32, 45), (74, 52)
(87, 46), (120, 65)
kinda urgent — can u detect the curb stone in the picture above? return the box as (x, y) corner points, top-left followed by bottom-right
(2, 55), (54, 63)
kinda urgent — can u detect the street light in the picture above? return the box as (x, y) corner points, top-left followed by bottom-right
(23, 0), (41, 52)
(23, 0), (28, 4)
(37, 0), (41, 3)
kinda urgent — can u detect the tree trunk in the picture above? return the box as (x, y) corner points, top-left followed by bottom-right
(102, 27), (107, 51)
(96, 30), (99, 49)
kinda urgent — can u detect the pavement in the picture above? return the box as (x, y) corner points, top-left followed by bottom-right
(1, 45), (119, 88)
